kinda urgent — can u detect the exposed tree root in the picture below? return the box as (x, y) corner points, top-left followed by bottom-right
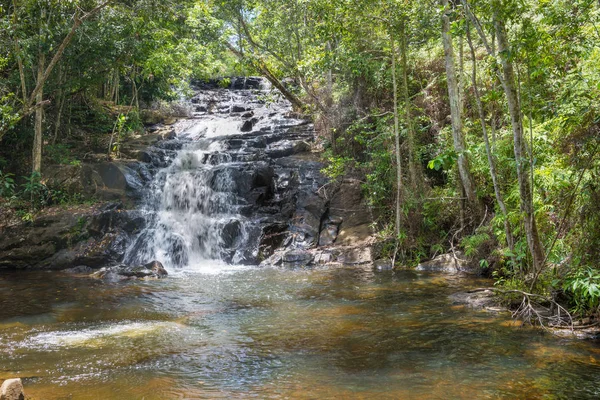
(468, 287), (575, 332)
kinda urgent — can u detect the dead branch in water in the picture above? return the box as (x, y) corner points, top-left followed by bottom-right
(468, 287), (574, 331)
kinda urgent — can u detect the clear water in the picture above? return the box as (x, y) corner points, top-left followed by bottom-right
(1, 266), (600, 399)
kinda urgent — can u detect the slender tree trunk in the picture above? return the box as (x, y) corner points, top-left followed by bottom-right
(224, 41), (305, 110)
(441, 0), (478, 206)
(32, 7), (46, 174)
(400, 21), (420, 192)
(132, 66), (139, 110)
(53, 66), (65, 144)
(458, 34), (465, 116)
(494, 12), (544, 273)
(33, 54), (45, 174)
(391, 34), (404, 242)
(466, 24), (516, 264)
(325, 41), (333, 107)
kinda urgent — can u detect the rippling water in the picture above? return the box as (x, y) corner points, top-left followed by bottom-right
(1, 266), (600, 399)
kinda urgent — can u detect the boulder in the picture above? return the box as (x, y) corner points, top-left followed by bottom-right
(0, 378), (24, 400)
(259, 251), (284, 267)
(330, 179), (373, 245)
(318, 221), (339, 246)
(240, 120), (253, 132)
(92, 261), (168, 280)
(282, 249), (313, 268)
(373, 259), (393, 271)
(416, 251), (473, 273)
(232, 104), (251, 113)
(221, 219), (242, 248)
(335, 246), (372, 265)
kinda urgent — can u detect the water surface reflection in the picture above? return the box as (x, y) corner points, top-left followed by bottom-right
(1, 266), (599, 399)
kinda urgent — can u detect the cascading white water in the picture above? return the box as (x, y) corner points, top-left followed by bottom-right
(124, 90), (275, 270)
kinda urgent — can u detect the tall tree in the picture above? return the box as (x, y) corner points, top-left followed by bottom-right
(441, 0), (478, 207)
(492, 8), (545, 274)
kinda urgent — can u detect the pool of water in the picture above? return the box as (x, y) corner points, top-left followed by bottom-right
(1, 265), (600, 399)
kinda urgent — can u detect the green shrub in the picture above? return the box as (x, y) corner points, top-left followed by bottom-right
(564, 267), (600, 317)
(0, 170), (15, 197)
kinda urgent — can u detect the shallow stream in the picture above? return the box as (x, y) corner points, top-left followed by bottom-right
(1, 266), (600, 399)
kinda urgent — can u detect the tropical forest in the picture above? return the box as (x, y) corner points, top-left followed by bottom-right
(1, 0), (600, 398)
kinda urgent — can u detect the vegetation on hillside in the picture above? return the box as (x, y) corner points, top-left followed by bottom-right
(2, 0), (600, 320)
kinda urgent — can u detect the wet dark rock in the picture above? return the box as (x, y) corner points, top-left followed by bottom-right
(0, 202), (141, 270)
(252, 165), (274, 188)
(63, 265), (94, 274)
(92, 260), (168, 280)
(167, 235), (188, 267)
(318, 223), (339, 246)
(240, 119), (254, 132)
(232, 105), (251, 113)
(231, 76), (264, 90)
(266, 140), (311, 158)
(241, 111), (254, 118)
(258, 222), (289, 259)
(222, 219), (242, 248)
(282, 249), (313, 268)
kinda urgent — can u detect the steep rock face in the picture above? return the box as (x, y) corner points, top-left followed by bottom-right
(0, 202), (144, 269)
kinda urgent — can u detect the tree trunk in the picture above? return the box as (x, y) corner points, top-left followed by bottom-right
(224, 41), (305, 110)
(53, 66), (65, 144)
(325, 41), (333, 108)
(441, 0), (478, 206)
(391, 34), (404, 242)
(33, 7), (46, 174)
(466, 24), (516, 265)
(494, 12), (544, 273)
(400, 21), (420, 192)
(33, 53), (45, 174)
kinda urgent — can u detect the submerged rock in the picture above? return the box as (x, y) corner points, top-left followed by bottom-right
(448, 290), (501, 311)
(92, 261), (168, 280)
(373, 259), (393, 271)
(0, 378), (24, 400)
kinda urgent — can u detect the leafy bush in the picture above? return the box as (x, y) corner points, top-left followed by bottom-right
(20, 172), (48, 209)
(564, 267), (600, 317)
(0, 170), (15, 197)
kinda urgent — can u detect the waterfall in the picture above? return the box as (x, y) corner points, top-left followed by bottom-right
(124, 79), (314, 270)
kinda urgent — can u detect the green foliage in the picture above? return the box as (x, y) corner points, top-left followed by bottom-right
(20, 171), (48, 210)
(564, 267), (600, 317)
(219, 77), (232, 88)
(461, 232), (492, 258)
(0, 170), (16, 197)
(427, 150), (457, 172)
(321, 149), (352, 180)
